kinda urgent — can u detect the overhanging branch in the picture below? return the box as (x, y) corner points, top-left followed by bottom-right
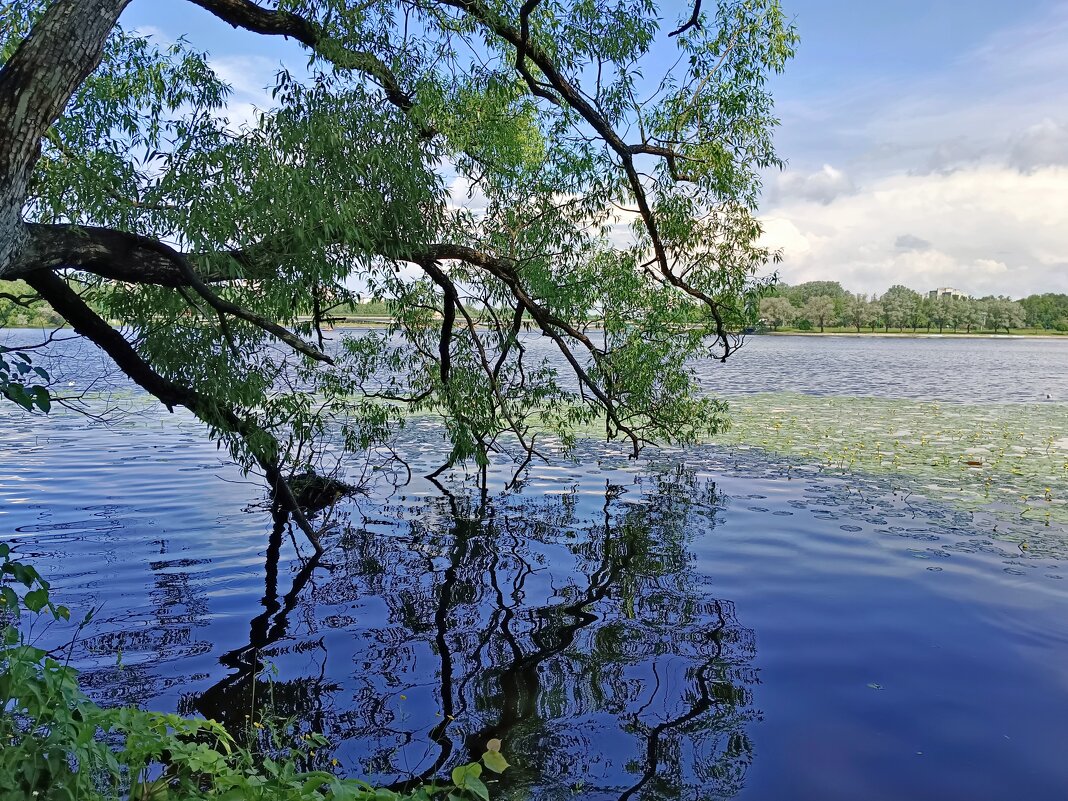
(16, 223), (332, 363)
(21, 269), (325, 553)
(187, 0), (434, 134)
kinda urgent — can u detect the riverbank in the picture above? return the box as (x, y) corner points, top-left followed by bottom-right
(762, 328), (1067, 338)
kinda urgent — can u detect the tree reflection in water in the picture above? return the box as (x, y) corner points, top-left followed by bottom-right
(183, 464), (759, 800)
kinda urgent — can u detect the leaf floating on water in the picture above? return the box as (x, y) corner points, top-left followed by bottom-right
(483, 749), (510, 774)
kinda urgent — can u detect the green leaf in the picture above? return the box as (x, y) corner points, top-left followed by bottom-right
(451, 762), (481, 786)
(32, 386), (51, 413)
(481, 750), (510, 774)
(451, 764), (488, 801)
(0, 585), (18, 611)
(24, 588), (49, 613)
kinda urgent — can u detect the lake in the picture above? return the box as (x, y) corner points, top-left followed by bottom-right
(2, 331), (1068, 801)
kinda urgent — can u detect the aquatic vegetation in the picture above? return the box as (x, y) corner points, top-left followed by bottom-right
(716, 393), (1068, 532)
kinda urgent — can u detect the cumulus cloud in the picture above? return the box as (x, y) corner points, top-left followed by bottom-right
(894, 234), (931, 252)
(759, 164), (1068, 297)
(760, 3), (1068, 297)
(130, 25), (169, 41)
(207, 55), (280, 131)
(1009, 119), (1068, 172)
(773, 164), (855, 205)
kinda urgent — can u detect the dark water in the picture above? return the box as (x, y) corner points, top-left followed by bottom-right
(3, 331), (1068, 800)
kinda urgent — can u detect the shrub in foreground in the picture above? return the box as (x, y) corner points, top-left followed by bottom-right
(0, 544), (506, 801)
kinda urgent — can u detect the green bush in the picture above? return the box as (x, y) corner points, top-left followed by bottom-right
(0, 544), (506, 801)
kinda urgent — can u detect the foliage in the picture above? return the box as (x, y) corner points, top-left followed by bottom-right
(769, 280), (848, 306)
(0, 279), (64, 328)
(758, 296), (795, 329)
(1019, 293), (1068, 330)
(0, 346), (50, 412)
(0, 0), (799, 485)
(0, 545), (506, 801)
(799, 295), (835, 332)
(760, 280), (1049, 334)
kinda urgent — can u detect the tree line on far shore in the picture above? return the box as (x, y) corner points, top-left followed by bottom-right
(4, 276), (1065, 337)
(759, 281), (1068, 334)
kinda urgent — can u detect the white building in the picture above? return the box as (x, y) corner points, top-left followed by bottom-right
(928, 287), (968, 300)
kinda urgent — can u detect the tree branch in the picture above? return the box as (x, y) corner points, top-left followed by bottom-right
(21, 269), (324, 553)
(669, 0), (703, 37)
(0, 0), (132, 274)
(427, 1), (737, 355)
(186, 0), (434, 133)
(16, 223), (333, 363)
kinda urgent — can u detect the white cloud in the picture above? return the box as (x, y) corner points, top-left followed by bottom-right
(893, 234), (931, 252)
(207, 55), (279, 131)
(759, 164), (1068, 297)
(208, 55), (278, 102)
(1009, 119), (1068, 172)
(761, 4), (1068, 298)
(775, 4), (1068, 179)
(130, 25), (169, 41)
(773, 164), (855, 205)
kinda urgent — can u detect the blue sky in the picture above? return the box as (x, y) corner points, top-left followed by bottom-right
(121, 1), (1068, 298)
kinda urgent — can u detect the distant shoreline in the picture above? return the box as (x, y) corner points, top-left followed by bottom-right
(3, 321), (1065, 340)
(317, 320), (1067, 339)
(762, 330), (1067, 339)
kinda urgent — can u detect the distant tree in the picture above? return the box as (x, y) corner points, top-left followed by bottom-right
(1020, 293), (1068, 330)
(802, 295), (835, 333)
(844, 292), (875, 333)
(930, 294), (957, 334)
(986, 298), (1025, 334)
(908, 296), (928, 331)
(881, 285), (920, 332)
(867, 300), (883, 332)
(0, 280), (63, 328)
(788, 281), (847, 304)
(759, 296), (796, 330)
(1006, 300), (1026, 332)
(959, 298), (985, 333)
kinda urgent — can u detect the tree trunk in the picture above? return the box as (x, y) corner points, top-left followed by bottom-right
(0, 0), (131, 278)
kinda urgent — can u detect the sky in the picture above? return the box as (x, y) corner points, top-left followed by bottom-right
(760, 0), (1068, 298)
(120, 0), (1068, 299)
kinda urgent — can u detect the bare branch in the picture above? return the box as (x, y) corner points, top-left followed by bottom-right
(669, 0), (703, 37)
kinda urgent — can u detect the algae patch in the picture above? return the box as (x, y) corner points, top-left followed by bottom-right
(714, 394), (1068, 530)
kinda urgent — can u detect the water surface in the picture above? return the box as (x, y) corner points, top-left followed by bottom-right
(2, 330), (1068, 800)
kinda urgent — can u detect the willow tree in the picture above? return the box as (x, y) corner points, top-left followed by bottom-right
(0, 0), (795, 549)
